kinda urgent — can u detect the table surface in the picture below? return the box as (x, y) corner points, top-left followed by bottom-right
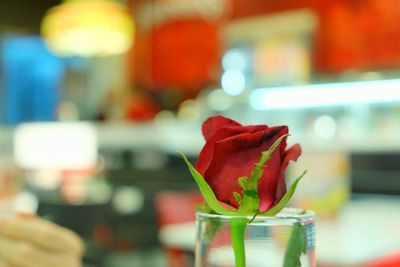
(159, 196), (400, 265)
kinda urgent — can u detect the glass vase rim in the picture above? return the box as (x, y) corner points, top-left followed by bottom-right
(196, 207), (315, 221)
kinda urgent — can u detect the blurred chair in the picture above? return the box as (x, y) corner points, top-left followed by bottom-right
(154, 190), (203, 267)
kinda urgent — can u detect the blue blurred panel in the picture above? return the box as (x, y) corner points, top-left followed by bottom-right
(1, 35), (64, 125)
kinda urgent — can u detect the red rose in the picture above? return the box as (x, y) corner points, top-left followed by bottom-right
(195, 116), (301, 213)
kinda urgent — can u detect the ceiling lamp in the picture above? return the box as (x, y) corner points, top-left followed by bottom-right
(41, 0), (134, 57)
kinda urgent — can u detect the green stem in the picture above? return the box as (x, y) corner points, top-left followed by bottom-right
(230, 217), (248, 267)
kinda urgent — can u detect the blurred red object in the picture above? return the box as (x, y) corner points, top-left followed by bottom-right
(314, 0), (400, 73)
(154, 190), (203, 267)
(92, 223), (114, 248)
(154, 190), (203, 227)
(125, 95), (159, 121)
(314, 1), (367, 73)
(132, 19), (220, 94)
(357, 0), (400, 69)
(366, 252), (400, 267)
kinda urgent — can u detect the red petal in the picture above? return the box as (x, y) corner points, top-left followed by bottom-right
(201, 116), (241, 140)
(258, 150), (283, 212)
(274, 144), (303, 201)
(203, 130), (267, 208)
(196, 127), (241, 176)
(257, 126), (289, 212)
(196, 124), (269, 176)
(282, 144), (302, 170)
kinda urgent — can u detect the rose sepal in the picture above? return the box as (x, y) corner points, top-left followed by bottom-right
(178, 152), (237, 216)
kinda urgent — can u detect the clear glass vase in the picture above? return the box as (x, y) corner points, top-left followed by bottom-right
(195, 208), (315, 267)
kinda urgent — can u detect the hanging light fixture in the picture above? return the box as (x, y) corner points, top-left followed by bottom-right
(41, 0), (135, 57)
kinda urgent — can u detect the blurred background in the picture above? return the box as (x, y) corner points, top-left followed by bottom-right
(0, 0), (400, 266)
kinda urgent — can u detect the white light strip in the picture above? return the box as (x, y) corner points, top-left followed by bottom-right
(250, 79), (400, 110)
(14, 122), (98, 170)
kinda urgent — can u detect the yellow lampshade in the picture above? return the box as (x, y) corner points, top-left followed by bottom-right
(41, 0), (134, 57)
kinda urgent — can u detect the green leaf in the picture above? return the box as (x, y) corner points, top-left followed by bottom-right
(178, 152), (236, 216)
(261, 170), (307, 216)
(283, 222), (306, 267)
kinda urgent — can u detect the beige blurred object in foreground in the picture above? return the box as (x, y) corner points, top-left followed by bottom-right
(0, 216), (83, 267)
